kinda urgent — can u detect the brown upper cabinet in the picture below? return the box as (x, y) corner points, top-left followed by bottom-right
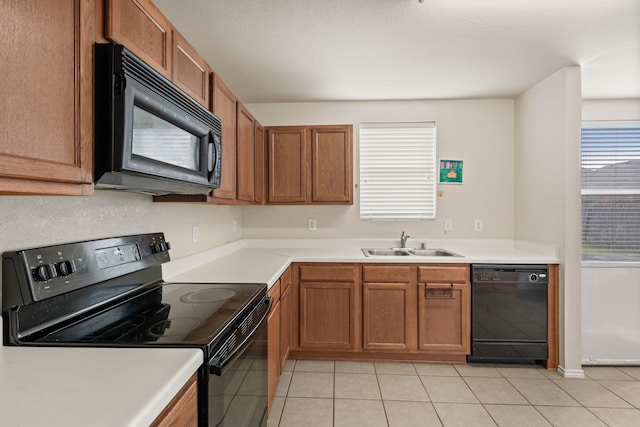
(266, 125), (353, 205)
(105, 0), (173, 79)
(172, 31), (211, 108)
(266, 127), (308, 204)
(210, 75), (238, 201)
(0, 0), (94, 195)
(106, 0), (211, 108)
(236, 104), (256, 203)
(311, 127), (353, 203)
(254, 123), (266, 204)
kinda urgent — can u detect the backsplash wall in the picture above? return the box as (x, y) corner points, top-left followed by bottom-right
(0, 190), (243, 291)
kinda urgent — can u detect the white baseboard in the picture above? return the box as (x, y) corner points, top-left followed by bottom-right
(582, 359), (640, 366)
(558, 365), (585, 378)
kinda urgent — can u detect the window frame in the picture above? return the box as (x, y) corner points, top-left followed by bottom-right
(581, 120), (640, 264)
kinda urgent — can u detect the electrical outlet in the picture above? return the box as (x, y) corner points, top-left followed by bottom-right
(444, 219), (453, 232)
(192, 225), (199, 242)
(308, 218), (317, 231)
(474, 219), (483, 232)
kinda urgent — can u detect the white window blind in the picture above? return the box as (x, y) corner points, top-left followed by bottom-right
(581, 121), (640, 262)
(359, 122), (436, 220)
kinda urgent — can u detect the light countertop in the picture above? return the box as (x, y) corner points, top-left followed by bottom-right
(164, 238), (560, 287)
(0, 318), (202, 427)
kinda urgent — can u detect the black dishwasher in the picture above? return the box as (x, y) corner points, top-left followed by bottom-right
(469, 264), (548, 363)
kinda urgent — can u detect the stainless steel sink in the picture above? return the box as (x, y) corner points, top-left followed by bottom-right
(361, 248), (462, 257)
(362, 248), (412, 256)
(410, 249), (461, 257)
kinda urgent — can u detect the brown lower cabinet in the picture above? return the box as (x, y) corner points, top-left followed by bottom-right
(289, 263), (476, 364)
(279, 268), (292, 369)
(267, 279), (281, 413)
(417, 265), (470, 354)
(362, 265), (417, 351)
(297, 264), (358, 351)
(267, 266), (292, 414)
(151, 373), (198, 427)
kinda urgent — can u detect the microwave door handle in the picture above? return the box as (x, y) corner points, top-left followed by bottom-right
(207, 140), (215, 173)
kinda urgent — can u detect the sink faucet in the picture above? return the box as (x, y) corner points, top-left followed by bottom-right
(400, 231), (410, 248)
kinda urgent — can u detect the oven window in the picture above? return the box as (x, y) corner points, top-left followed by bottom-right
(132, 106), (200, 171)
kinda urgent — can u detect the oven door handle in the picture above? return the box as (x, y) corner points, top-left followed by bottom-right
(208, 296), (273, 376)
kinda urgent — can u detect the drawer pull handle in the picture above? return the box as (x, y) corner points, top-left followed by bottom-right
(424, 283), (454, 299)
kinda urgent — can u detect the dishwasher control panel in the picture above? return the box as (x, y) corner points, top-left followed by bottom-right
(472, 264), (548, 284)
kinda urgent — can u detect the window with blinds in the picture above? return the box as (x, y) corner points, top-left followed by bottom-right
(581, 121), (640, 262)
(359, 122), (436, 220)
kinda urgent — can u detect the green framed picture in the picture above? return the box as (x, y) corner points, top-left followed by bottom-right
(439, 159), (463, 184)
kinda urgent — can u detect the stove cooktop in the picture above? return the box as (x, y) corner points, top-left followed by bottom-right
(30, 282), (266, 350)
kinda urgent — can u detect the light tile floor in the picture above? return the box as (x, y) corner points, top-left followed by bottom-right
(267, 361), (640, 427)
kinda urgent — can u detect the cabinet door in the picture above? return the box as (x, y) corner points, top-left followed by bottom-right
(236, 104), (255, 203)
(280, 281), (292, 369)
(279, 268), (292, 366)
(363, 283), (417, 351)
(150, 373), (198, 427)
(417, 282), (470, 354)
(299, 282), (355, 350)
(254, 123), (266, 204)
(0, 0), (93, 195)
(311, 126), (353, 203)
(172, 30), (210, 108)
(267, 286), (281, 414)
(267, 127), (309, 203)
(106, 0), (173, 78)
(211, 75), (237, 200)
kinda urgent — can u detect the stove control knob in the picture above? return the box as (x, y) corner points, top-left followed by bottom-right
(56, 260), (74, 276)
(34, 264), (57, 282)
(151, 242), (171, 254)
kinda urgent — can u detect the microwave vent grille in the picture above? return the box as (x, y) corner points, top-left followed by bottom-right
(118, 47), (221, 136)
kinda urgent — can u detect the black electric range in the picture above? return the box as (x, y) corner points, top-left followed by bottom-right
(2, 233), (270, 427)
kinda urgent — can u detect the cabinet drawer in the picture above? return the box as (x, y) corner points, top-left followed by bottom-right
(418, 265), (469, 283)
(299, 265), (356, 282)
(362, 266), (411, 283)
(268, 279), (281, 301)
(280, 267), (292, 293)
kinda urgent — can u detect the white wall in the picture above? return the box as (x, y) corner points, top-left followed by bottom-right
(514, 67), (583, 376)
(581, 98), (640, 364)
(244, 99), (515, 242)
(582, 98), (640, 121)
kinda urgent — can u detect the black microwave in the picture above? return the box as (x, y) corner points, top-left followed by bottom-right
(94, 43), (222, 195)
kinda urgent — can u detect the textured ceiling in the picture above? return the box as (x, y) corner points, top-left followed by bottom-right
(153, 0), (640, 103)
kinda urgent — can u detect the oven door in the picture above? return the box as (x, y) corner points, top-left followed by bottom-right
(207, 296), (271, 427)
